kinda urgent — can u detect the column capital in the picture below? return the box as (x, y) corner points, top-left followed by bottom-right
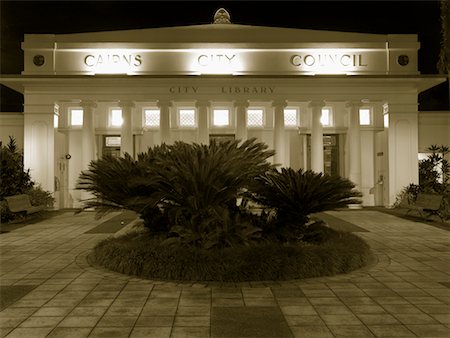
(157, 100), (173, 108)
(308, 100), (326, 109)
(195, 100), (211, 108)
(234, 99), (249, 108)
(271, 99), (287, 109)
(118, 100), (135, 109)
(345, 100), (363, 109)
(79, 100), (97, 110)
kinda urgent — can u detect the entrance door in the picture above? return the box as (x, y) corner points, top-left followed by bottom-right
(102, 135), (121, 157)
(307, 134), (340, 176)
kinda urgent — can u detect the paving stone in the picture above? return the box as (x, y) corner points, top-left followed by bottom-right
(211, 307), (292, 337)
(46, 327), (92, 338)
(135, 316), (174, 327)
(19, 316), (63, 327)
(405, 324), (450, 337)
(328, 325), (375, 337)
(174, 316), (209, 326)
(320, 314), (362, 325)
(88, 327), (132, 337)
(280, 305), (317, 316)
(357, 313), (401, 325)
(0, 307), (38, 317)
(96, 316), (138, 327)
(394, 313), (440, 324)
(212, 298), (244, 307)
(172, 326), (210, 338)
(177, 306), (210, 316)
(313, 305), (352, 315)
(3, 327), (53, 338)
(129, 327), (172, 338)
(381, 304), (423, 314)
(284, 314), (324, 326)
(289, 325), (333, 338)
(57, 315), (101, 327)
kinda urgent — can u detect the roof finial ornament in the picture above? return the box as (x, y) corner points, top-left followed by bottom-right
(213, 8), (231, 24)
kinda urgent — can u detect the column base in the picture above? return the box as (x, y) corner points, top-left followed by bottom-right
(348, 204), (363, 210)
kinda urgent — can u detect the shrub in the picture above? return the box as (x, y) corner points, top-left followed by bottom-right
(397, 145), (450, 220)
(249, 168), (362, 241)
(26, 185), (54, 208)
(89, 226), (371, 282)
(77, 138), (275, 246)
(0, 137), (33, 198)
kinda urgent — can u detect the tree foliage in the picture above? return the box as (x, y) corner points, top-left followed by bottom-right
(78, 139), (362, 248)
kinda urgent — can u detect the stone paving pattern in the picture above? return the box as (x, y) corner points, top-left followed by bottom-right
(0, 210), (449, 337)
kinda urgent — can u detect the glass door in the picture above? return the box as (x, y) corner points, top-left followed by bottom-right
(102, 135), (121, 158)
(307, 134), (340, 176)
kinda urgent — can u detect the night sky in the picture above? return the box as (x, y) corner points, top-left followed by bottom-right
(1, 0), (448, 112)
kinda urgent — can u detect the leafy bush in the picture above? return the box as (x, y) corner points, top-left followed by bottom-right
(78, 139), (275, 247)
(0, 137), (54, 223)
(0, 137), (33, 199)
(397, 145), (450, 220)
(249, 168), (362, 241)
(89, 226), (371, 282)
(26, 185), (55, 208)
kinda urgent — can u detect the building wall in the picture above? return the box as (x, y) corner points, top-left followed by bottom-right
(418, 111), (450, 151)
(0, 113), (24, 150)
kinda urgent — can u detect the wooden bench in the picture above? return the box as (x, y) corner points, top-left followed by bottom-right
(399, 193), (444, 221)
(4, 194), (45, 216)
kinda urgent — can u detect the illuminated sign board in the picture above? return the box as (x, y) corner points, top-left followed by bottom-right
(54, 48), (388, 75)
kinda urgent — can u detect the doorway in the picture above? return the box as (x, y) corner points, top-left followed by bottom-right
(102, 135), (121, 157)
(307, 134), (341, 176)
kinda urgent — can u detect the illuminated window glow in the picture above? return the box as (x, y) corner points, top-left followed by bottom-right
(105, 136), (121, 147)
(247, 109), (264, 127)
(144, 109), (160, 127)
(54, 114), (59, 128)
(179, 109), (196, 127)
(284, 109), (298, 127)
(359, 108), (371, 125)
(213, 109), (230, 127)
(384, 114), (389, 128)
(321, 108), (331, 126)
(70, 109), (83, 126)
(111, 109), (123, 127)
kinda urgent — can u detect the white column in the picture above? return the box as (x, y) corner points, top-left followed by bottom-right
(234, 100), (249, 142)
(309, 100), (325, 173)
(23, 101), (55, 193)
(80, 100), (97, 170)
(346, 101), (362, 190)
(196, 100), (210, 145)
(118, 100), (134, 157)
(272, 100), (287, 167)
(157, 100), (172, 144)
(386, 101), (419, 206)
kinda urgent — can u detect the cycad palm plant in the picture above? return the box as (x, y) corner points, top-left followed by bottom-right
(250, 168), (361, 240)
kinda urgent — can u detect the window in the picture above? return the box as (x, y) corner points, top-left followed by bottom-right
(144, 109), (160, 128)
(105, 136), (121, 147)
(54, 114), (59, 129)
(384, 114), (389, 128)
(110, 108), (123, 127)
(359, 108), (371, 126)
(213, 109), (230, 127)
(179, 109), (196, 127)
(321, 108), (331, 126)
(284, 108), (298, 127)
(247, 109), (264, 127)
(70, 108), (83, 126)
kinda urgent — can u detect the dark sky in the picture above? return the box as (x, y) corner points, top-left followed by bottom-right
(1, 0), (448, 111)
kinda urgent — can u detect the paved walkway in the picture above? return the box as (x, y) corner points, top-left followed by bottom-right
(0, 210), (449, 337)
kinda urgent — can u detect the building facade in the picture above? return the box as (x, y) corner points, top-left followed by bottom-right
(0, 9), (446, 209)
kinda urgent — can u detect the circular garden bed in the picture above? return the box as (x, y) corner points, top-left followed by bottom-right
(88, 225), (372, 282)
